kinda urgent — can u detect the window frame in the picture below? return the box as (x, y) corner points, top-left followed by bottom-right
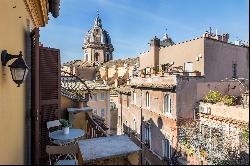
(101, 108), (105, 118)
(145, 123), (152, 149)
(90, 93), (97, 101)
(164, 94), (172, 114)
(100, 92), (106, 101)
(133, 119), (137, 131)
(133, 92), (137, 105)
(162, 137), (172, 159)
(146, 91), (150, 109)
(232, 63), (237, 79)
(127, 95), (130, 108)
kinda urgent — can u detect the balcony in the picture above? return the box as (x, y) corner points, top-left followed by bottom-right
(122, 124), (168, 165)
(198, 102), (249, 123)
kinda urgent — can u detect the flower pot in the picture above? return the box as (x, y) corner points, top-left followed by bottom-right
(63, 127), (69, 135)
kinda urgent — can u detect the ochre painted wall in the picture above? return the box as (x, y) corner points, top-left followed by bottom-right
(140, 38), (205, 74)
(0, 0), (34, 164)
(61, 95), (78, 119)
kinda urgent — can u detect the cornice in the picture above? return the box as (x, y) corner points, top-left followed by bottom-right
(23, 0), (48, 27)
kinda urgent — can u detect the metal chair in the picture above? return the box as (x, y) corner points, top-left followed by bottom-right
(46, 145), (78, 165)
(47, 120), (74, 145)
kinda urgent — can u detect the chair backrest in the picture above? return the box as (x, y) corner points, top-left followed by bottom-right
(47, 120), (61, 130)
(46, 145), (79, 165)
(46, 145), (78, 154)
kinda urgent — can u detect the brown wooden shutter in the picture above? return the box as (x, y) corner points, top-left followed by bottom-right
(39, 46), (61, 162)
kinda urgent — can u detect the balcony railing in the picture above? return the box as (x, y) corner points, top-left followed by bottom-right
(122, 124), (166, 165)
(86, 113), (108, 138)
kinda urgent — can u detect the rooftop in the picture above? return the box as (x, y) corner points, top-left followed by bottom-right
(199, 102), (249, 126)
(61, 76), (110, 91)
(115, 86), (133, 95)
(102, 57), (140, 68)
(130, 75), (177, 89)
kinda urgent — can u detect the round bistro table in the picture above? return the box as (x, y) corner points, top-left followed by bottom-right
(49, 129), (85, 145)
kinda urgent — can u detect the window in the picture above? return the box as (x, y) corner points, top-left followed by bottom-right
(146, 92), (150, 109)
(101, 108), (105, 118)
(118, 116), (121, 125)
(94, 52), (99, 61)
(232, 63), (237, 78)
(162, 138), (172, 159)
(164, 95), (172, 114)
(145, 123), (152, 149)
(85, 54), (88, 61)
(105, 53), (110, 62)
(91, 93), (97, 101)
(93, 108), (97, 114)
(127, 95), (130, 107)
(100, 92), (105, 100)
(133, 92), (137, 105)
(133, 119), (137, 131)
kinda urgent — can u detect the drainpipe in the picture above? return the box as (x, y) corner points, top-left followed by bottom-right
(140, 88), (143, 165)
(120, 93), (123, 135)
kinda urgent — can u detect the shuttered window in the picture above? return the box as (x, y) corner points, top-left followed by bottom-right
(162, 138), (172, 159)
(39, 46), (61, 161)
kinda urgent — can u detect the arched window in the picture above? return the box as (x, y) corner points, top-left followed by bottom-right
(105, 53), (109, 62)
(85, 54), (88, 61)
(94, 52), (99, 61)
(146, 92), (150, 109)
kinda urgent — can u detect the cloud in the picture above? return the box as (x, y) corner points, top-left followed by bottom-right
(92, 0), (196, 32)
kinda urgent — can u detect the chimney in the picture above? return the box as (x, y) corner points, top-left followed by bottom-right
(222, 33), (229, 43)
(149, 36), (160, 70)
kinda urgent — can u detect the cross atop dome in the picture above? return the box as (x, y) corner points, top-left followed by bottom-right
(94, 10), (102, 28)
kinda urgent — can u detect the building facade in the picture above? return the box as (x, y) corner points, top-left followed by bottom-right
(61, 76), (111, 134)
(113, 30), (249, 165)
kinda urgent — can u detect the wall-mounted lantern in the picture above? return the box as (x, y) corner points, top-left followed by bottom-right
(1, 50), (29, 87)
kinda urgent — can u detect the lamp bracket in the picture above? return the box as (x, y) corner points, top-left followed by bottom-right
(1, 50), (22, 66)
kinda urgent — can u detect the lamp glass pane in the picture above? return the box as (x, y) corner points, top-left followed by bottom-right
(11, 68), (25, 81)
(23, 68), (29, 81)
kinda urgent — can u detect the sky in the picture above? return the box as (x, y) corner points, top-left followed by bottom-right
(40, 0), (249, 63)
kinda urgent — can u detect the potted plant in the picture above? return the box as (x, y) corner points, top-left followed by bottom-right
(59, 119), (70, 134)
(193, 70), (201, 76)
(203, 90), (222, 104)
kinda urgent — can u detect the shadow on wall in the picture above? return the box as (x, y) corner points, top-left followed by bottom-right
(123, 116), (176, 165)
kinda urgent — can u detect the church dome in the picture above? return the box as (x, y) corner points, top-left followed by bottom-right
(160, 33), (175, 47)
(84, 14), (112, 45)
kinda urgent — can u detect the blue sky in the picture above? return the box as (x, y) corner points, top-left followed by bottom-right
(40, 0), (249, 63)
